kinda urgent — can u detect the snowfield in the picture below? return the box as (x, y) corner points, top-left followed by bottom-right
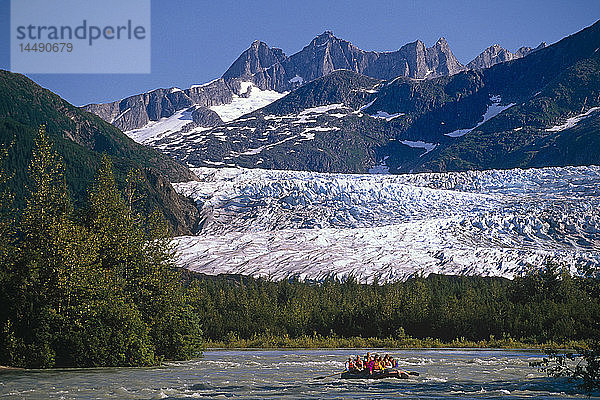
(171, 166), (600, 283)
(123, 82), (286, 145)
(125, 109), (194, 145)
(210, 84), (286, 122)
(445, 95), (515, 138)
(546, 106), (600, 132)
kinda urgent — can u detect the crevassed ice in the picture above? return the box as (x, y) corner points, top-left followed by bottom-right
(171, 165), (600, 283)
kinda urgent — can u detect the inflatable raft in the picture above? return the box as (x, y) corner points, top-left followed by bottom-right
(340, 369), (410, 379)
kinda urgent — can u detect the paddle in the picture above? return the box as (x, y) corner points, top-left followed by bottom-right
(314, 371), (344, 380)
(397, 369), (420, 377)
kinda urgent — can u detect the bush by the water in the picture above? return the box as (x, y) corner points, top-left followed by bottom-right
(0, 127), (202, 368)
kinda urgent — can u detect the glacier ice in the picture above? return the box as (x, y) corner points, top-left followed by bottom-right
(172, 165), (600, 283)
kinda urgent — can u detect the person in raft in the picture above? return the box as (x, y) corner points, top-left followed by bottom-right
(344, 357), (355, 372)
(354, 355), (364, 371)
(348, 353), (409, 377)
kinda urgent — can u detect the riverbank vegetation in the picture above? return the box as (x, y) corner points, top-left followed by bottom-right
(184, 266), (600, 348)
(205, 332), (591, 350)
(531, 345), (600, 393)
(0, 128), (202, 368)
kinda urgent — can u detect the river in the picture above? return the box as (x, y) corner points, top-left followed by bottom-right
(0, 349), (595, 399)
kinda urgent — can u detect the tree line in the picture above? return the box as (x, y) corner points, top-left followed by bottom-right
(184, 265), (600, 345)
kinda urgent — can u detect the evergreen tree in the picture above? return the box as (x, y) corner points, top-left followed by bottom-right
(87, 155), (202, 362)
(0, 128), (203, 368)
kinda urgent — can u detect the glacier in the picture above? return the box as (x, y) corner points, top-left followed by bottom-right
(171, 165), (600, 283)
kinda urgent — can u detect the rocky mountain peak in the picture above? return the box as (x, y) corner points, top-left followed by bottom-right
(467, 44), (514, 69)
(310, 30), (344, 47)
(435, 37), (449, 48)
(410, 39), (426, 49)
(467, 40), (548, 70)
(422, 37), (465, 77)
(318, 30), (335, 38)
(222, 40), (286, 81)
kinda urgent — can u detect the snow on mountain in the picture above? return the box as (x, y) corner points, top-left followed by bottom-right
(546, 106), (600, 132)
(152, 96), (367, 170)
(125, 108), (194, 145)
(171, 165), (600, 283)
(400, 140), (437, 157)
(210, 83), (286, 122)
(289, 75), (305, 84)
(371, 110), (405, 120)
(122, 83), (286, 144)
(445, 95), (515, 137)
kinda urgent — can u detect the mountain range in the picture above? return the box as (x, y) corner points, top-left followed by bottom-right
(466, 42), (547, 70)
(83, 31), (546, 133)
(82, 21), (600, 176)
(1, 21), (599, 282)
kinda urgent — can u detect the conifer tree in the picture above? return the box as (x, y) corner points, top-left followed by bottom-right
(0, 130), (202, 367)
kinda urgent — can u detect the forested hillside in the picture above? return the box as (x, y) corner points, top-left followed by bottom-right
(0, 70), (199, 234)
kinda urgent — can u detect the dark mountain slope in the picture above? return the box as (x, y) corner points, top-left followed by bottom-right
(417, 53), (600, 172)
(155, 70), (414, 173)
(83, 21), (600, 176)
(0, 70), (199, 234)
(154, 18), (600, 176)
(261, 70), (381, 114)
(484, 20), (600, 102)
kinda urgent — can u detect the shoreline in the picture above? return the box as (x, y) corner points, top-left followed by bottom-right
(204, 335), (591, 351)
(0, 365), (24, 371)
(203, 346), (547, 352)
(0, 344), (581, 371)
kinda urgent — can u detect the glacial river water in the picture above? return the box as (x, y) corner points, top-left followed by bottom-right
(0, 349), (596, 399)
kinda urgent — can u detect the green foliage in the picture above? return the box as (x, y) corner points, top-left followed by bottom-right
(184, 264), (600, 346)
(531, 344), (600, 394)
(1, 130), (599, 369)
(0, 127), (203, 368)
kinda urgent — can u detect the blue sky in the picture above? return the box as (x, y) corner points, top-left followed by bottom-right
(1, 0), (599, 106)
